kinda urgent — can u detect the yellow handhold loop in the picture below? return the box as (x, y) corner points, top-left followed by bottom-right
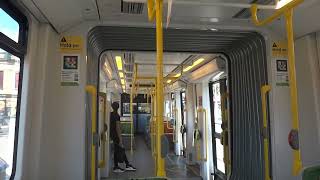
(196, 108), (208, 162)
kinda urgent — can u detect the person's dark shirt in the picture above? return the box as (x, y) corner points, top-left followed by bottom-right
(110, 111), (120, 142)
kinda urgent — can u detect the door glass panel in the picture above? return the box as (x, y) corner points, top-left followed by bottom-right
(0, 48), (20, 179)
(0, 8), (19, 42)
(215, 123), (222, 134)
(212, 83), (222, 133)
(215, 138), (225, 173)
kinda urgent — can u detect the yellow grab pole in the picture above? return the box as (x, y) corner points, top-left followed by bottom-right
(251, 0), (304, 175)
(261, 85), (271, 180)
(86, 85), (97, 180)
(285, 10), (302, 175)
(130, 65), (135, 155)
(155, 0), (166, 176)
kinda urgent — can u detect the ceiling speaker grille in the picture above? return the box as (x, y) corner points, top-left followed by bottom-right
(121, 1), (144, 14)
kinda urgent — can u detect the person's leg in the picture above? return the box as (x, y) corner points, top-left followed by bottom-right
(122, 149), (129, 166)
(113, 143), (119, 167)
(121, 147), (136, 171)
(113, 142), (125, 172)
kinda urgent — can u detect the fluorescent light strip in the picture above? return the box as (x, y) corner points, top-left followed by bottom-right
(193, 58), (204, 66)
(115, 56), (123, 71)
(183, 66), (193, 72)
(276, 0), (293, 9)
(174, 73), (181, 78)
(121, 79), (125, 85)
(183, 58), (205, 72)
(167, 80), (172, 83)
(119, 72), (124, 78)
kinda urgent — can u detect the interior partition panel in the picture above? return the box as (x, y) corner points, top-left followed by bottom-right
(228, 35), (268, 180)
(86, 26), (268, 180)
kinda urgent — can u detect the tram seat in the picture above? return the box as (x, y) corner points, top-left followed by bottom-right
(303, 165), (320, 180)
(144, 121), (174, 150)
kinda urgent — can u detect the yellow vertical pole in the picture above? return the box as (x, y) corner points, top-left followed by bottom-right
(86, 86), (97, 180)
(285, 10), (302, 176)
(130, 84), (134, 155)
(155, 0), (166, 176)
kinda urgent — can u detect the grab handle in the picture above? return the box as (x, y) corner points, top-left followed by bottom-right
(98, 93), (107, 168)
(261, 85), (271, 180)
(86, 85), (97, 180)
(196, 108), (207, 161)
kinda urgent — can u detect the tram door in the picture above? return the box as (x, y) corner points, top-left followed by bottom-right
(209, 79), (228, 180)
(180, 91), (187, 157)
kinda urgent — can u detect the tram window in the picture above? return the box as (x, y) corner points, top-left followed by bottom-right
(209, 79), (228, 178)
(0, 1), (28, 179)
(0, 71), (3, 89)
(0, 49), (20, 179)
(0, 8), (19, 42)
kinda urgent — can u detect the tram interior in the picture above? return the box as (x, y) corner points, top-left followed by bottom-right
(0, 0), (320, 180)
(99, 51), (226, 179)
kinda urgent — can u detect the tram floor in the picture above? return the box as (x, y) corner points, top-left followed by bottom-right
(102, 135), (202, 180)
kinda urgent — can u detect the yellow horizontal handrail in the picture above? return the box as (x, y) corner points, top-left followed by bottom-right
(196, 108), (207, 162)
(250, 0), (303, 26)
(85, 85), (97, 180)
(261, 85), (271, 180)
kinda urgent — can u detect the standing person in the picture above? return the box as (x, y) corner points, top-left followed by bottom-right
(110, 102), (136, 173)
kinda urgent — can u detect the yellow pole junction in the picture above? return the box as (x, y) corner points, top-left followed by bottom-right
(251, 0), (304, 176)
(86, 85), (97, 180)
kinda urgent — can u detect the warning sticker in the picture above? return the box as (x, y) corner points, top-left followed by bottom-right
(275, 59), (289, 86)
(272, 41), (288, 57)
(60, 36), (83, 53)
(61, 54), (80, 86)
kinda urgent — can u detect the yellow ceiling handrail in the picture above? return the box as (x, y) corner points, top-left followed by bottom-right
(251, 0), (304, 176)
(251, 0), (303, 26)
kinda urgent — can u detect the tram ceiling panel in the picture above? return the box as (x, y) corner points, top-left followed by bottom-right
(88, 26), (259, 56)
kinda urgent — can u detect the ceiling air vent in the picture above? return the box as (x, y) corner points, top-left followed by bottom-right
(121, 1), (144, 14)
